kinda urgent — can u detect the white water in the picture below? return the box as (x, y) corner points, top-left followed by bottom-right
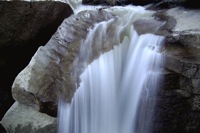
(58, 5), (165, 133)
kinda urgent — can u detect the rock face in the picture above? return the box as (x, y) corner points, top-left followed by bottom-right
(152, 7), (200, 133)
(1, 9), (115, 132)
(0, 0), (72, 120)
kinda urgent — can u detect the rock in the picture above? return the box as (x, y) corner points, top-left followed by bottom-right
(166, 7), (200, 46)
(0, 1), (72, 119)
(133, 17), (166, 35)
(153, 71), (193, 133)
(1, 9), (115, 132)
(154, 7), (200, 78)
(11, 9), (114, 115)
(151, 6), (200, 133)
(0, 102), (57, 133)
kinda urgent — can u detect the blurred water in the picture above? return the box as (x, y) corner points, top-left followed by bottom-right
(58, 5), (165, 133)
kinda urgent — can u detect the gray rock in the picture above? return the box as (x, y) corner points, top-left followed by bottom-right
(133, 17), (166, 35)
(0, 1), (73, 119)
(1, 9), (115, 132)
(192, 79), (200, 94)
(0, 102), (57, 133)
(167, 7), (200, 46)
(155, 7), (200, 78)
(11, 10), (114, 113)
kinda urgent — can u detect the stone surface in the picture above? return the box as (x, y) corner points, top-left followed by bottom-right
(166, 7), (200, 47)
(1, 9), (115, 132)
(11, 9), (114, 114)
(153, 70), (200, 133)
(0, 1), (73, 120)
(154, 7), (200, 78)
(133, 17), (166, 35)
(0, 102), (57, 133)
(153, 71), (192, 133)
(152, 6), (200, 133)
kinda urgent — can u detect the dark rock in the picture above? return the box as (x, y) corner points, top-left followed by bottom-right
(183, 0), (200, 8)
(153, 71), (193, 133)
(149, 0), (200, 10)
(0, 1), (72, 120)
(154, 70), (200, 133)
(152, 6), (200, 133)
(39, 101), (57, 117)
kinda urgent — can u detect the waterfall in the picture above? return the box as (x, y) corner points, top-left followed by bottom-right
(58, 5), (165, 133)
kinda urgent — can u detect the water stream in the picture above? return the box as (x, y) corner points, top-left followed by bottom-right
(58, 3), (165, 133)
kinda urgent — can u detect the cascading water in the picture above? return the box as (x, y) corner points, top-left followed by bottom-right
(58, 4), (165, 133)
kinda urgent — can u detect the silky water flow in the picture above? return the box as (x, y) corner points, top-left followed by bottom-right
(58, 5), (165, 133)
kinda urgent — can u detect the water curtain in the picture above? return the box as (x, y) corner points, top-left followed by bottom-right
(58, 5), (165, 133)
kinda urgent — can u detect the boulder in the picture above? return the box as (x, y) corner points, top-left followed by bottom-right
(1, 9), (115, 132)
(1, 102), (57, 133)
(0, 1), (73, 120)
